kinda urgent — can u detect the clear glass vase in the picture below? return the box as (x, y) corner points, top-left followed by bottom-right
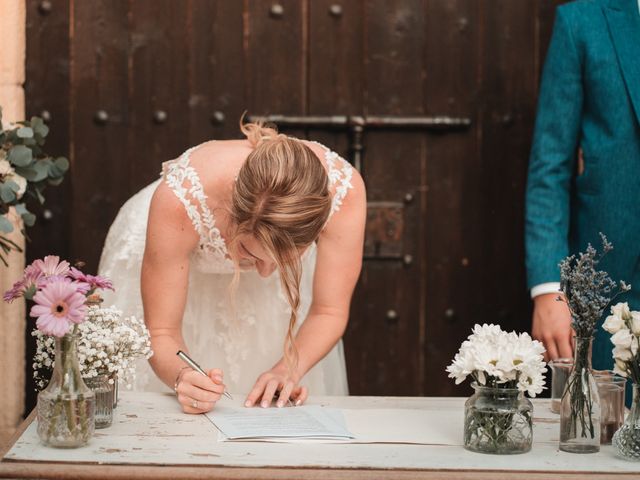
(463, 383), (533, 454)
(36, 330), (95, 447)
(111, 374), (119, 408)
(559, 336), (601, 453)
(613, 383), (640, 460)
(84, 374), (114, 429)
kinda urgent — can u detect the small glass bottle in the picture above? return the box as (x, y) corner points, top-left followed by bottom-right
(559, 336), (601, 453)
(36, 331), (95, 447)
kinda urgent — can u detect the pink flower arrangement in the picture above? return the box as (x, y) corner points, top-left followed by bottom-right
(3, 255), (113, 337)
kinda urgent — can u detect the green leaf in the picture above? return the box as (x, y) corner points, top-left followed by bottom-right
(8, 145), (33, 167)
(23, 137), (37, 147)
(14, 166), (38, 182)
(14, 203), (28, 215)
(48, 177), (63, 186)
(16, 127), (34, 138)
(5, 180), (19, 193)
(31, 160), (50, 182)
(54, 157), (69, 172)
(32, 120), (49, 138)
(21, 211), (36, 227)
(0, 183), (16, 203)
(0, 215), (14, 233)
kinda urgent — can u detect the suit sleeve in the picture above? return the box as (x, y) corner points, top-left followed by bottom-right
(525, 7), (583, 290)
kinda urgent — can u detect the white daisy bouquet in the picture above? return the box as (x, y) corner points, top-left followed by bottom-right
(603, 303), (640, 384)
(447, 324), (547, 454)
(32, 305), (152, 390)
(447, 324), (547, 396)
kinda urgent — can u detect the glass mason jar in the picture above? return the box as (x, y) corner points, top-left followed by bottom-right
(463, 383), (533, 454)
(613, 383), (640, 460)
(36, 331), (95, 447)
(84, 374), (114, 428)
(559, 336), (601, 453)
(111, 374), (119, 408)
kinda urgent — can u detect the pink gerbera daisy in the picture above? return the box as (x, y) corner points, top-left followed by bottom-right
(31, 255), (70, 277)
(69, 267), (114, 292)
(30, 280), (87, 337)
(3, 279), (25, 303)
(3, 264), (46, 302)
(42, 274), (91, 295)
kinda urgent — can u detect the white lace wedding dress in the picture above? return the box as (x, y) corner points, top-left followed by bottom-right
(98, 140), (353, 395)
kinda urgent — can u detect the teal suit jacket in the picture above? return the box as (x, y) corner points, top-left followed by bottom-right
(525, 0), (640, 371)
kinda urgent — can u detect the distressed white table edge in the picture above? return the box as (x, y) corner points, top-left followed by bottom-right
(1, 392), (639, 480)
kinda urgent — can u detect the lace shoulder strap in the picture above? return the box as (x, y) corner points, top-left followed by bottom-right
(308, 141), (354, 216)
(161, 145), (228, 257)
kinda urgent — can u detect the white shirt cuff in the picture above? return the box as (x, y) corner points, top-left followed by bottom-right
(530, 282), (561, 299)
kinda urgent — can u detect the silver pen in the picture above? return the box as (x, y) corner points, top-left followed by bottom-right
(176, 350), (233, 400)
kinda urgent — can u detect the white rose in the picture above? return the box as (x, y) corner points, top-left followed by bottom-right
(603, 314), (625, 334)
(611, 328), (633, 349)
(612, 302), (632, 321)
(8, 173), (27, 199)
(613, 366), (628, 378)
(613, 346), (633, 361)
(630, 312), (640, 336)
(0, 157), (13, 176)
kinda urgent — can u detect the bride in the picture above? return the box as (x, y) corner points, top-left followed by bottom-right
(98, 119), (366, 413)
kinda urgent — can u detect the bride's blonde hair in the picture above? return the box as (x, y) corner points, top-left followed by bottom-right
(229, 116), (332, 373)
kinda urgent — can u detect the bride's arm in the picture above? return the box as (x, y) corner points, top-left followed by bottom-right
(245, 168), (367, 407)
(142, 183), (225, 412)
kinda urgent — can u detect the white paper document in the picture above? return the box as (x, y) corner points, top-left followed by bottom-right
(205, 402), (465, 445)
(205, 405), (354, 441)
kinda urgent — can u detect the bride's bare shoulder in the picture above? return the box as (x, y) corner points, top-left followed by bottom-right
(147, 179), (199, 248)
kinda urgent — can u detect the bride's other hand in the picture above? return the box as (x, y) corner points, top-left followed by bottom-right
(245, 365), (308, 408)
(176, 368), (226, 414)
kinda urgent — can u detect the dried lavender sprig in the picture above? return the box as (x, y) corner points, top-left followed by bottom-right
(558, 233), (631, 338)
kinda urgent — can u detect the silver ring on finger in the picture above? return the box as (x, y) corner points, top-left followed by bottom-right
(192, 399), (198, 409)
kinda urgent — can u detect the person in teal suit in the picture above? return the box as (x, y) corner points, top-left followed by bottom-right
(526, 0), (640, 384)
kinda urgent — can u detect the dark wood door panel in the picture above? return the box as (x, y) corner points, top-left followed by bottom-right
(347, 262), (421, 396)
(188, 1), (246, 144)
(71, 0), (132, 270)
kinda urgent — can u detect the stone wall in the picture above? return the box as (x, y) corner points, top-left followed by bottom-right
(0, 0), (27, 447)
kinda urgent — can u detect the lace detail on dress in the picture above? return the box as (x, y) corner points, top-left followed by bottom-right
(308, 141), (354, 216)
(162, 144), (235, 273)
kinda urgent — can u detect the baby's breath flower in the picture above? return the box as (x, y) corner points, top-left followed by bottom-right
(32, 305), (152, 390)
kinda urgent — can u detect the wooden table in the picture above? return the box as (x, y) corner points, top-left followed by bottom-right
(1, 392), (639, 479)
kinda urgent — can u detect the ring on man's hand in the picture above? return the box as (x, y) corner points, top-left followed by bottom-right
(192, 400), (198, 409)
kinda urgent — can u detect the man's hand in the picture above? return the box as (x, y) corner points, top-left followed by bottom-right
(532, 293), (574, 361)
